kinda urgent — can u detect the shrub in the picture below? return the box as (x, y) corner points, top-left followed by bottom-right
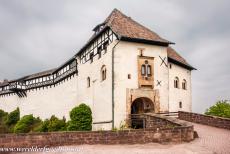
(69, 104), (92, 131)
(66, 121), (78, 131)
(5, 107), (20, 126)
(47, 115), (66, 132)
(0, 109), (9, 134)
(205, 100), (230, 118)
(14, 114), (36, 133)
(35, 119), (49, 132)
(0, 109), (8, 119)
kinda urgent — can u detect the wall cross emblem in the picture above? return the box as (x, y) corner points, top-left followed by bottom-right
(159, 56), (168, 67)
(156, 80), (162, 86)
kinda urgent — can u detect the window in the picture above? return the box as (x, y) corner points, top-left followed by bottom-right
(90, 53), (94, 63)
(141, 65), (146, 76)
(182, 79), (187, 90)
(87, 77), (90, 87)
(147, 65), (151, 76)
(141, 62), (152, 77)
(97, 45), (102, 59)
(174, 77), (179, 88)
(101, 65), (106, 81)
(103, 40), (109, 53)
(179, 102), (182, 108)
(128, 74), (131, 79)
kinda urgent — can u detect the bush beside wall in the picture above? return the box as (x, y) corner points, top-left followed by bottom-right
(0, 103), (92, 134)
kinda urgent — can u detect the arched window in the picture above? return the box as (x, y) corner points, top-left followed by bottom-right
(147, 65), (151, 76)
(141, 64), (146, 76)
(182, 79), (187, 90)
(87, 77), (90, 87)
(179, 102), (182, 108)
(101, 65), (106, 81)
(174, 77), (179, 88)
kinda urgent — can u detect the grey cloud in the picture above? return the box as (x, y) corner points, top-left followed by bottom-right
(0, 0), (229, 113)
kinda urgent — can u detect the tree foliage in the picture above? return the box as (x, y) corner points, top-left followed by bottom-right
(47, 115), (66, 132)
(205, 100), (230, 118)
(14, 114), (42, 133)
(68, 103), (92, 131)
(5, 107), (20, 126)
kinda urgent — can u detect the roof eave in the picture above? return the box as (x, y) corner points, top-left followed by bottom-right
(168, 57), (197, 70)
(75, 26), (111, 57)
(120, 36), (174, 47)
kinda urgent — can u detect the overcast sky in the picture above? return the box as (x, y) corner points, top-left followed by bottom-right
(0, 0), (229, 113)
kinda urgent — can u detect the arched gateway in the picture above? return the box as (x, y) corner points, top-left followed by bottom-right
(131, 97), (154, 114)
(130, 97), (154, 128)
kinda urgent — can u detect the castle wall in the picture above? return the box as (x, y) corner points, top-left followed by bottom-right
(113, 41), (169, 127)
(168, 62), (192, 112)
(0, 75), (78, 120)
(76, 41), (115, 130)
(0, 40), (192, 130)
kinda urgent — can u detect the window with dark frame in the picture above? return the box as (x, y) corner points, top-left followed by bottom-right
(174, 77), (179, 88)
(179, 102), (182, 108)
(128, 74), (131, 79)
(103, 40), (109, 53)
(101, 65), (106, 81)
(97, 45), (102, 59)
(90, 53), (94, 63)
(87, 77), (90, 87)
(182, 79), (187, 90)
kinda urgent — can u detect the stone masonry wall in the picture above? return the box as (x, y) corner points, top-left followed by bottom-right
(0, 127), (194, 148)
(178, 111), (230, 130)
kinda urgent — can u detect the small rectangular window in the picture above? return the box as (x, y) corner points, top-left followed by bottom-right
(128, 74), (131, 79)
(90, 53), (94, 63)
(103, 40), (109, 53)
(141, 65), (146, 76)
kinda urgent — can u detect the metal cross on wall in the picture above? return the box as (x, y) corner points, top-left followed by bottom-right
(156, 80), (162, 86)
(159, 56), (168, 67)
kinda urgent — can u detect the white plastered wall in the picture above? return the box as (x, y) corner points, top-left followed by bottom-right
(168, 62), (192, 112)
(0, 75), (78, 120)
(113, 41), (169, 127)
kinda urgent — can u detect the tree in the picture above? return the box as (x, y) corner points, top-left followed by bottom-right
(205, 100), (230, 118)
(68, 103), (92, 131)
(5, 107), (20, 126)
(14, 114), (42, 133)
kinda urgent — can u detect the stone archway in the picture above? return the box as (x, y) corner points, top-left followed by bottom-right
(131, 97), (154, 114)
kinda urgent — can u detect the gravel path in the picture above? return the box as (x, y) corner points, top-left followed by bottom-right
(15, 123), (230, 154)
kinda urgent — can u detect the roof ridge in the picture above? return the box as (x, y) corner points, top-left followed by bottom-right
(103, 8), (171, 44)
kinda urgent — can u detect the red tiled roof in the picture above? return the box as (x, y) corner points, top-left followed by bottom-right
(167, 47), (195, 70)
(104, 9), (171, 44)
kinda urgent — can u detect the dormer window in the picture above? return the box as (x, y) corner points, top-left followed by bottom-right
(93, 23), (105, 34)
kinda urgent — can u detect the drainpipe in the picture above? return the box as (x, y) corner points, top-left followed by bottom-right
(112, 37), (121, 129)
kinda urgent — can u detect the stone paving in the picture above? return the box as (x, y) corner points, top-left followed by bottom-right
(16, 123), (230, 154)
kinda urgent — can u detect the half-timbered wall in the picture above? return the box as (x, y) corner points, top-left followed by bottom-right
(0, 29), (117, 130)
(0, 28), (192, 130)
